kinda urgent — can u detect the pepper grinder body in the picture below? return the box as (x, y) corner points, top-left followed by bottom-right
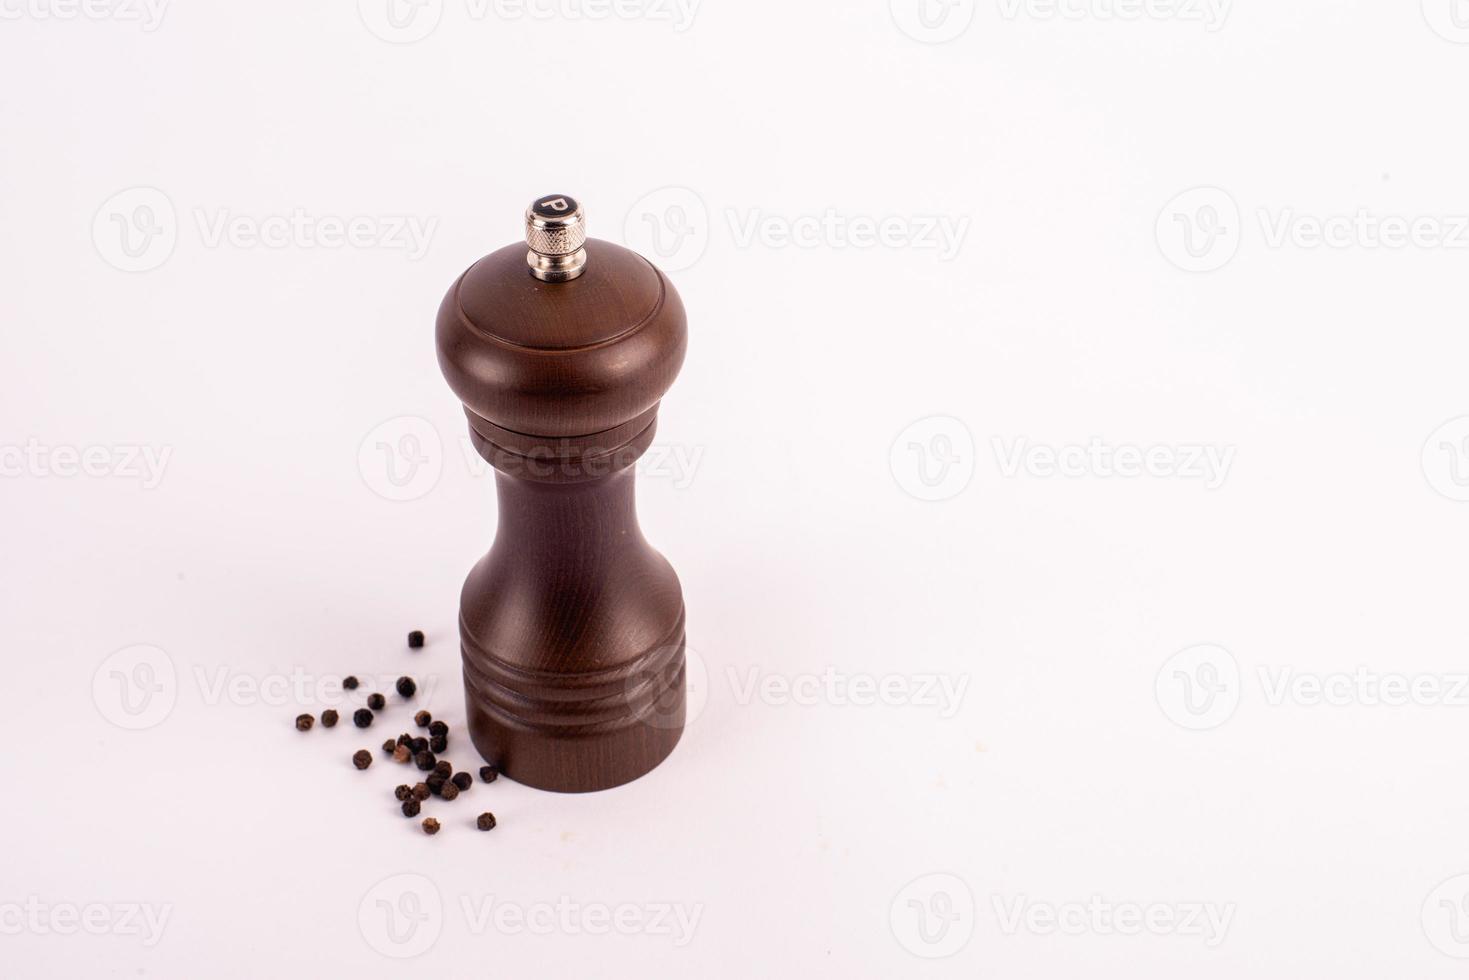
(436, 200), (688, 792)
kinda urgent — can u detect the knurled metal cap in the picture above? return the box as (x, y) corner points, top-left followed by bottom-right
(525, 194), (587, 282)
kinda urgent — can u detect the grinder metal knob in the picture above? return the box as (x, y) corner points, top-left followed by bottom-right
(525, 194), (587, 282)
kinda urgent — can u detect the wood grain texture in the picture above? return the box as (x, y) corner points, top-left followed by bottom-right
(437, 237), (688, 792)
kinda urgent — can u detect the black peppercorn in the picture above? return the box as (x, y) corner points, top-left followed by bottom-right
(320, 709), (339, 728)
(414, 751), (436, 771)
(438, 780), (459, 801)
(476, 812), (496, 831)
(353, 708), (373, 728)
(429, 735), (447, 753)
(393, 744), (411, 764)
(396, 676), (416, 699)
(343, 676), (359, 690)
(366, 692), (385, 711)
(433, 760), (451, 777)
(411, 782), (430, 801)
(295, 714), (314, 732)
(422, 817), (440, 835)
(410, 737), (428, 753)
(352, 750), (372, 770)
(428, 720), (448, 738)
(426, 773), (447, 796)
(479, 765), (499, 783)
(451, 772), (472, 792)
(401, 798), (421, 818)
(408, 630), (424, 649)
(382, 738), (396, 754)
(414, 710), (431, 728)
(395, 784), (413, 801)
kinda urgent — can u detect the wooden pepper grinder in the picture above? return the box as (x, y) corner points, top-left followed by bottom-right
(436, 195), (688, 792)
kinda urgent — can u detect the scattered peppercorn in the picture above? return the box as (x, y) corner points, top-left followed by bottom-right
(382, 738), (397, 754)
(396, 676), (416, 699)
(414, 751), (436, 771)
(295, 714), (314, 732)
(451, 772), (472, 792)
(394, 784), (413, 801)
(433, 760), (452, 777)
(401, 799), (421, 818)
(427, 773), (448, 796)
(476, 812), (496, 831)
(366, 693), (386, 711)
(353, 708), (374, 728)
(343, 676), (359, 690)
(352, 750), (372, 770)
(439, 780), (460, 801)
(408, 630), (424, 649)
(422, 817), (440, 835)
(428, 720), (448, 738)
(409, 737), (428, 753)
(414, 710), (431, 728)
(393, 744), (411, 764)
(412, 783), (431, 801)
(479, 766), (499, 783)
(429, 735), (447, 753)
(320, 709), (339, 728)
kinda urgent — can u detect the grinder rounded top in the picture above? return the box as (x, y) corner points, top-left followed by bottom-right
(436, 197), (687, 441)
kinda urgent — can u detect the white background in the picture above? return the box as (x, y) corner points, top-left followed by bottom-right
(4, 0), (1469, 975)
